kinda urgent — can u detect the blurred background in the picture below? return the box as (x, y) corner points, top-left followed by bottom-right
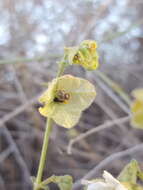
(0, 0), (143, 189)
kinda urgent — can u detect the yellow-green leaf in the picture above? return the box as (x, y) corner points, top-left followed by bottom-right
(53, 175), (73, 190)
(41, 175), (73, 190)
(39, 75), (96, 128)
(130, 100), (143, 129)
(118, 160), (143, 190)
(130, 88), (143, 129)
(64, 40), (99, 71)
(122, 182), (143, 190)
(118, 160), (138, 183)
(132, 88), (143, 102)
(52, 108), (81, 128)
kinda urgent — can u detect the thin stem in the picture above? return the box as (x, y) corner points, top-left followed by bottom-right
(34, 118), (52, 190)
(34, 61), (67, 190)
(56, 61), (66, 77)
(0, 55), (60, 65)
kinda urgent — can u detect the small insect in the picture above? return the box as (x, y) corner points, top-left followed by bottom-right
(73, 53), (81, 62)
(54, 90), (70, 103)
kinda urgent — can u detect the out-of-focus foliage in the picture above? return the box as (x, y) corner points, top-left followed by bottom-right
(118, 160), (143, 183)
(118, 160), (143, 190)
(131, 88), (143, 129)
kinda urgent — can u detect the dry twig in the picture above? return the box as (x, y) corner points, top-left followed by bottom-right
(0, 127), (32, 188)
(67, 116), (130, 154)
(0, 94), (39, 128)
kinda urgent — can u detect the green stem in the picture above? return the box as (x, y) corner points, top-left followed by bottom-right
(56, 61), (66, 77)
(34, 61), (66, 190)
(34, 118), (52, 190)
(0, 55), (60, 65)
